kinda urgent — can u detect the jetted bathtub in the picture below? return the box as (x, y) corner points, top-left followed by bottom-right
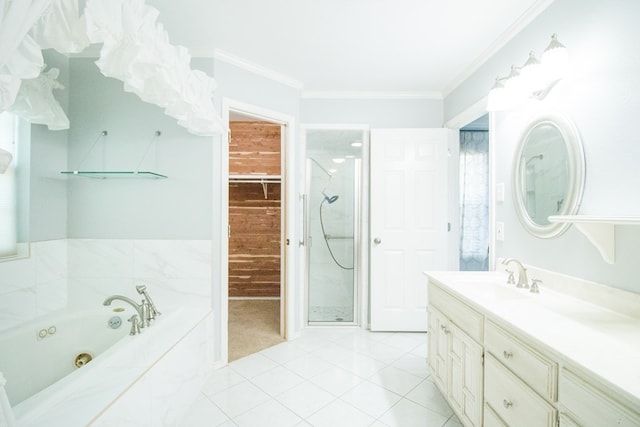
(0, 305), (213, 427)
(0, 309), (130, 407)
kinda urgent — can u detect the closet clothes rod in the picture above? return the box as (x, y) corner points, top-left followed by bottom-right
(228, 176), (281, 199)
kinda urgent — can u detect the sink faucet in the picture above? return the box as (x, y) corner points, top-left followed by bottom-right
(103, 295), (149, 329)
(502, 258), (529, 289)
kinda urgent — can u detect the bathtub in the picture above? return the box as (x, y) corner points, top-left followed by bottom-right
(0, 309), (130, 407)
(1, 306), (214, 427)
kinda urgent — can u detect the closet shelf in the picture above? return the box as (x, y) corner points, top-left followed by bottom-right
(228, 174), (281, 183)
(228, 175), (281, 199)
(60, 171), (168, 179)
(548, 215), (640, 264)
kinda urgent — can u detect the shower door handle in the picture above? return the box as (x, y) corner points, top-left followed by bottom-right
(299, 194), (307, 247)
(373, 237), (382, 244)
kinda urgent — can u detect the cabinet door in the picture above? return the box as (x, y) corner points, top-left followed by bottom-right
(448, 322), (483, 427)
(427, 305), (449, 392)
(559, 412), (582, 427)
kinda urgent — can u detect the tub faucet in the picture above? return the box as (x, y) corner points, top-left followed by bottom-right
(502, 258), (529, 288)
(103, 295), (148, 328)
(136, 284), (161, 321)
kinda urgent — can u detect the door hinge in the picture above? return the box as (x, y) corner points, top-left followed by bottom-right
(447, 222), (451, 232)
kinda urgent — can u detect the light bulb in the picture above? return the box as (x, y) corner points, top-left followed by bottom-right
(542, 33), (569, 81)
(519, 51), (545, 93)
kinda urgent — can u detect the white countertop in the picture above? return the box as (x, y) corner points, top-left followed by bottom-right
(425, 271), (640, 410)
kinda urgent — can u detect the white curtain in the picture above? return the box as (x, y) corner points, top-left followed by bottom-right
(85, 0), (225, 136)
(1, 0), (224, 135)
(0, 112), (17, 257)
(0, 0), (53, 111)
(459, 130), (489, 271)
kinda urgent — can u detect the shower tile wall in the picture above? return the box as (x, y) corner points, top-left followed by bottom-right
(0, 239), (212, 333)
(308, 158), (356, 322)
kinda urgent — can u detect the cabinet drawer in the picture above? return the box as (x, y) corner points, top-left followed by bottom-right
(484, 403), (508, 427)
(428, 282), (483, 342)
(560, 368), (640, 427)
(485, 354), (557, 427)
(485, 320), (557, 401)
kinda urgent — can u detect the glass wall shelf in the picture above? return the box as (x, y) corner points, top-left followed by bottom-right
(60, 171), (168, 179)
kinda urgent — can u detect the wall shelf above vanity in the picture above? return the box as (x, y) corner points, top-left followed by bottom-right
(548, 215), (640, 264)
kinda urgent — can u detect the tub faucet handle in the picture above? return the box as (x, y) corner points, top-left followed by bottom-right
(128, 314), (141, 335)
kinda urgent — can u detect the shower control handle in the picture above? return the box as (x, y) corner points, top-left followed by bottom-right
(373, 237), (382, 244)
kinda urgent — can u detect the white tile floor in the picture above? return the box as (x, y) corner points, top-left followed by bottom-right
(183, 328), (463, 427)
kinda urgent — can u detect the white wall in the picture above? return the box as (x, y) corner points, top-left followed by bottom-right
(66, 58), (214, 240)
(301, 97), (443, 128)
(445, 0), (640, 293)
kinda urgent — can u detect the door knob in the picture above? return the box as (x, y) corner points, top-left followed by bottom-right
(373, 237), (381, 244)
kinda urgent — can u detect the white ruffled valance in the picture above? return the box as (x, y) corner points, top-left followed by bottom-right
(85, 0), (224, 135)
(0, 0), (224, 136)
(0, 0), (52, 111)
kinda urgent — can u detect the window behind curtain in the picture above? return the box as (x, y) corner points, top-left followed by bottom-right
(0, 112), (17, 257)
(459, 130), (489, 271)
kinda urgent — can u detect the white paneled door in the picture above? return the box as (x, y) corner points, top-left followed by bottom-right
(370, 129), (450, 331)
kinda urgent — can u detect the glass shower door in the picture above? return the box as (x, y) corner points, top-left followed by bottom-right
(305, 129), (363, 324)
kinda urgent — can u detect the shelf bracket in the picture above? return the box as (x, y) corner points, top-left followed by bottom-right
(573, 222), (615, 264)
(261, 180), (268, 199)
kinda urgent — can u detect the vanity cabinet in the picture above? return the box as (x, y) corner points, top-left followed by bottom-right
(426, 271), (640, 427)
(428, 284), (483, 427)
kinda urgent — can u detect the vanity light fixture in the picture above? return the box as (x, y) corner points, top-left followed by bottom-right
(487, 34), (569, 111)
(542, 33), (569, 81)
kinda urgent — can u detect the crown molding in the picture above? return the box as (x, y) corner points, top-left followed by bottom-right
(301, 90), (442, 100)
(213, 49), (304, 90)
(442, 0), (556, 98)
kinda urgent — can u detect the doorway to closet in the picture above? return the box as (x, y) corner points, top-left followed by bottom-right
(227, 111), (285, 362)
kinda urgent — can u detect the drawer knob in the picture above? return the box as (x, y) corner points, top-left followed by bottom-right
(503, 350), (513, 360)
(440, 325), (450, 334)
(503, 399), (513, 409)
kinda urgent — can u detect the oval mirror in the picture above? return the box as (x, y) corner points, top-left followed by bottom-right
(512, 113), (585, 238)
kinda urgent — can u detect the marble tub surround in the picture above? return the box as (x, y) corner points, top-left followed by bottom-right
(14, 307), (214, 427)
(425, 270), (640, 414)
(0, 239), (67, 332)
(67, 239), (212, 312)
(0, 238), (213, 333)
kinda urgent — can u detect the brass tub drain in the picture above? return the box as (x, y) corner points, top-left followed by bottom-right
(74, 352), (93, 368)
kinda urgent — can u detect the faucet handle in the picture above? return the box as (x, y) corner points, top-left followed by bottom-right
(128, 314), (141, 335)
(530, 278), (541, 293)
(505, 269), (515, 285)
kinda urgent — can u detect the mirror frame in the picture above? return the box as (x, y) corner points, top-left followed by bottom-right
(512, 112), (585, 239)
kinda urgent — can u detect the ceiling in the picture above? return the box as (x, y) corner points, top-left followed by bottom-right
(147, 0), (552, 98)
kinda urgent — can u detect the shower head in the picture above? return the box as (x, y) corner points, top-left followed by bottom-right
(322, 191), (339, 204)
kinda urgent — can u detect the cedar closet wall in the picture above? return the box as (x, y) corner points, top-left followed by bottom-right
(228, 121), (282, 298)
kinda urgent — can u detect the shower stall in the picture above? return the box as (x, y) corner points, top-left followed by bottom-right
(304, 128), (365, 325)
